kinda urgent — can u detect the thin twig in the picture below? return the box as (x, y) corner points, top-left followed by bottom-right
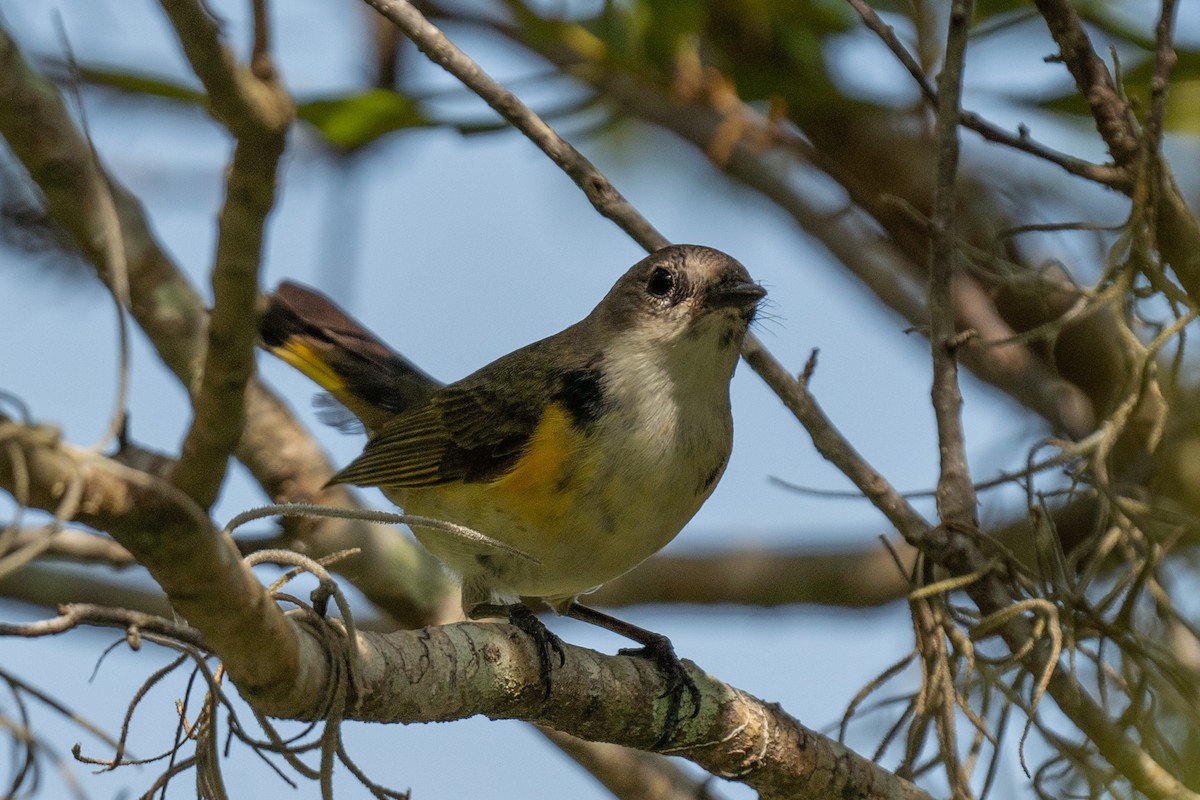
(1143, 0), (1178, 167)
(51, 16), (133, 455)
(0, 603), (205, 648)
(360, 0), (669, 252)
(844, 0), (1121, 186)
(928, 0), (977, 528)
(740, 342), (932, 544)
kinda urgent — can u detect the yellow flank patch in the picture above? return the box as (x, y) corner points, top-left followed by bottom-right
(490, 403), (583, 528)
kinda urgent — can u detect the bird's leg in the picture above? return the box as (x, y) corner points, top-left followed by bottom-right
(469, 602), (565, 698)
(564, 602), (700, 748)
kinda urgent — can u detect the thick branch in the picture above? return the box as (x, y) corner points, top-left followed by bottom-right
(0, 599), (932, 800)
(0, 418), (311, 710)
(0, 563), (173, 618)
(593, 544), (914, 609)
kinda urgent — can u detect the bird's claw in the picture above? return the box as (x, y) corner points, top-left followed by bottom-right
(620, 633), (700, 748)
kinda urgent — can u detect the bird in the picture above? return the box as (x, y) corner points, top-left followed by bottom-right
(259, 244), (764, 745)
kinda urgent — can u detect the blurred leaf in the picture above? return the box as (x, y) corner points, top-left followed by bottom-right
(1075, 1), (1161, 51)
(1162, 79), (1200, 135)
(973, 0), (1037, 23)
(68, 64), (207, 106)
(1034, 48), (1200, 135)
(296, 89), (431, 151)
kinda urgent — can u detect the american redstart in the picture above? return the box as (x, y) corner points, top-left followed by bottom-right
(260, 244), (764, 743)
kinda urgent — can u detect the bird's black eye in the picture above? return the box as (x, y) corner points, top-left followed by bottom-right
(647, 267), (674, 298)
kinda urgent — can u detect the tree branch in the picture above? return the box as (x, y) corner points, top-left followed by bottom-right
(928, 0), (977, 526)
(0, 598), (933, 800)
(742, 345), (931, 543)
(1031, 0), (1200, 304)
(157, 0), (292, 509)
(593, 543), (914, 610)
(0, 417), (310, 711)
(0, 563), (174, 619)
(1031, 0), (1141, 169)
(363, 0), (669, 252)
(0, 21), (454, 627)
(0, 528), (136, 568)
(844, 0), (1123, 187)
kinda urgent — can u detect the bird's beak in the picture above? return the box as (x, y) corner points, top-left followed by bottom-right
(705, 281), (766, 312)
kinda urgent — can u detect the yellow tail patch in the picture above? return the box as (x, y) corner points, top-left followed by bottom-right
(268, 341), (347, 395)
(268, 340), (382, 425)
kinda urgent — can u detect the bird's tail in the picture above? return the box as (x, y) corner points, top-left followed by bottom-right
(259, 281), (441, 433)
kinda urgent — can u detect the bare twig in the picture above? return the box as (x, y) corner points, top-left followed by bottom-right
(225, 502), (539, 564)
(0, 527), (135, 568)
(0, 602), (205, 648)
(360, 0), (669, 252)
(51, 20), (134, 455)
(1032, 0), (1140, 169)
(1142, 0), (1178, 162)
(741, 344), (932, 542)
(844, 0), (1122, 187)
(928, 0), (977, 526)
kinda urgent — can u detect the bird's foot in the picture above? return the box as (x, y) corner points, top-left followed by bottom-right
(619, 631), (701, 749)
(470, 602), (565, 699)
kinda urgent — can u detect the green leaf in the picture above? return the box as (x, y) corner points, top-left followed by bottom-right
(70, 64), (207, 106)
(296, 89), (431, 151)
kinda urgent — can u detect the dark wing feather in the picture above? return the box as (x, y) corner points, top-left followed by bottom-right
(328, 317), (602, 490)
(328, 385), (543, 489)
